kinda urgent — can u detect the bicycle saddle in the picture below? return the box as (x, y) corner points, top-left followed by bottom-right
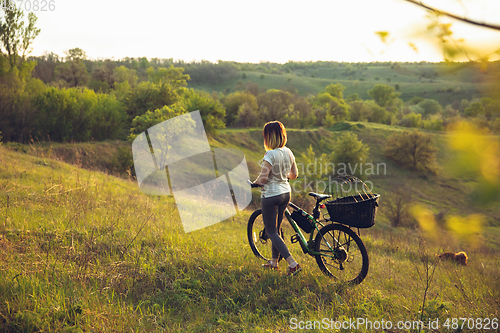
(308, 192), (331, 201)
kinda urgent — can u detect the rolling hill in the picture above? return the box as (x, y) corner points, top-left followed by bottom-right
(188, 61), (499, 107)
(1, 122), (499, 332)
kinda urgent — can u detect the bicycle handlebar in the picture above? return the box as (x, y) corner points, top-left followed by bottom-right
(248, 180), (323, 210)
(247, 180), (262, 188)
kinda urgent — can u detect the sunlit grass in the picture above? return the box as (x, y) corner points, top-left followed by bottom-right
(1, 124), (499, 332)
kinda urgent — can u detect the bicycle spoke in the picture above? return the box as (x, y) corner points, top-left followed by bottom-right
(247, 209), (284, 262)
(315, 224), (369, 285)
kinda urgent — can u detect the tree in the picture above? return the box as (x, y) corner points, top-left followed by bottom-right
(0, 61), (43, 142)
(55, 48), (89, 87)
(312, 84), (350, 125)
(112, 65), (139, 101)
(443, 104), (459, 118)
(129, 104), (187, 139)
(459, 99), (470, 114)
(113, 65), (138, 88)
(384, 130), (438, 173)
(289, 95), (315, 128)
(31, 51), (59, 83)
(365, 100), (389, 123)
(383, 182), (415, 227)
(124, 81), (182, 122)
(181, 90), (226, 136)
(483, 99), (500, 120)
(223, 91), (258, 127)
(492, 118), (500, 133)
(129, 104), (197, 176)
(346, 93), (360, 102)
(464, 102), (484, 118)
(302, 144), (330, 181)
(0, 2), (42, 143)
(349, 100), (373, 122)
(408, 96), (424, 105)
(367, 84), (401, 108)
(33, 87), (126, 142)
(417, 99), (442, 119)
(325, 83), (345, 99)
(422, 116), (444, 131)
(89, 60), (115, 93)
(235, 102), (260, 128)
(0, 0), (40, 68)
(399, 112), (422, 128)
(257, 89), (293, 122)
(182, 60), (238, 85)
(90, 93), (127, 140)
(330, 132), (369, 176)
(146, 65), (189, 87)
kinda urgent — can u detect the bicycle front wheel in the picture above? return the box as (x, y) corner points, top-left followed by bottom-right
(314, 223), (369, 285)
(247, 209), (284, 262)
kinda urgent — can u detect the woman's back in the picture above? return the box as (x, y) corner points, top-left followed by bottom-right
(262, 146), (294, 198)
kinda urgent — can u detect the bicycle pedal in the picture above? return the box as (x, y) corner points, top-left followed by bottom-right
(291, 234), (300, 243)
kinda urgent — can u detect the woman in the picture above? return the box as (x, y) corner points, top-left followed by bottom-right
(253, 121), (301, 276)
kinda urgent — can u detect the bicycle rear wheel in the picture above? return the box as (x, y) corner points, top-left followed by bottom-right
(247, 209), (284, 262)
(314, 223), (369, 285)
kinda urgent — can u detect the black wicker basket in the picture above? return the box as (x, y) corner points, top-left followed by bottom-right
(326, 194), (380, 228)
(325, 175), (380, 228)
(326, 194), (379, 228)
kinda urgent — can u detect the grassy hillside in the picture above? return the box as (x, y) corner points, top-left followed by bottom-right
(188, 62), (494, 106)
(1, 124), (499, 332)
(215, 123), (500, 225)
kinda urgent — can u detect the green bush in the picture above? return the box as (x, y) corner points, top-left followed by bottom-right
(181, 90), (226, 136)
(422, 117), (444, 131)
(399, 112), (422, 128)
(33, 87), (127, 142)
(111, 146), (135, 177)
(384, 130), (438, 173)
(129, 104), (187, 139)
(330, 132), (369, 176)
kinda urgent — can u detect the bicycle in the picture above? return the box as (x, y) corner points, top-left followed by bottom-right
(247, 178), (379, 285)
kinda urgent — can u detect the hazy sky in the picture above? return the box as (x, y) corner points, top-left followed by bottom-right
(24, 0), (500, 63)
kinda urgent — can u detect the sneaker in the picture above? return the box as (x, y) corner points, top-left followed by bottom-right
(287, 263), (302, 276)
(262, 260), (279, 270)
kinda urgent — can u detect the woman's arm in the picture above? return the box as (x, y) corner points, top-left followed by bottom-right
(254, 161), (272, 186)
(287, 160), (298, 180)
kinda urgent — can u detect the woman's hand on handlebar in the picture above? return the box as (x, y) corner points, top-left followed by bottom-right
(247, 180), (263, 188)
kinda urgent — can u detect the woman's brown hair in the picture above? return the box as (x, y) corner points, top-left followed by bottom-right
(263, 121), (287, 151)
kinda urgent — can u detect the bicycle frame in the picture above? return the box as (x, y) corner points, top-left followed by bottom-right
(284, 202), (342, 259)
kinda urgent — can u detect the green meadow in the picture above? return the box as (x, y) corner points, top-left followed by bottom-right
(1, 122), (499, 332)
(189, 62), (493, 107)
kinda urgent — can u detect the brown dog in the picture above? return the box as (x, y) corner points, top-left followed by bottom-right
(437, 251), (468, 266)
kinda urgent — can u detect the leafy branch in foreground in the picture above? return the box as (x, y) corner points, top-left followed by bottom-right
(401, 0), (500, 32)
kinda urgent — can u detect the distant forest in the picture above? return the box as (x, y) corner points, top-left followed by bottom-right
(1, 48), (500, 143)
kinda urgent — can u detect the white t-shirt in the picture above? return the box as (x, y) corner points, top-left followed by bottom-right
(261, 146), (295, 198)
